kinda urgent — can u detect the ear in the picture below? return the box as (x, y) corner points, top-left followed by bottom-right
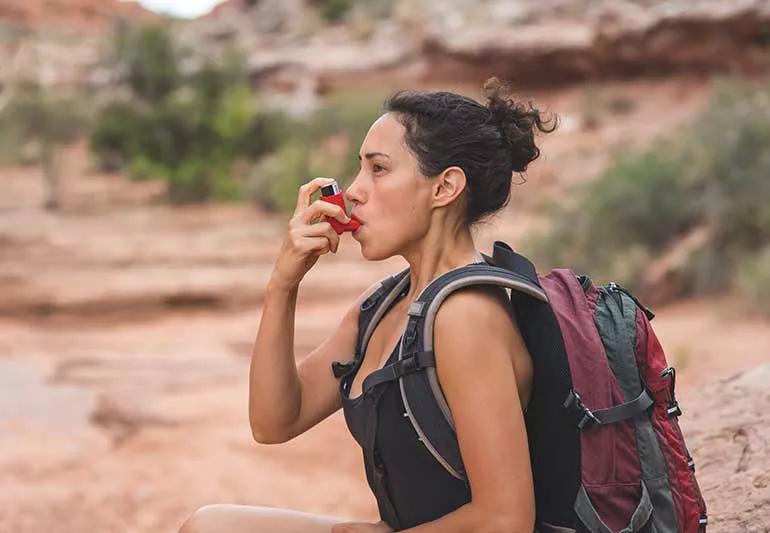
(432, 166), (467, 208)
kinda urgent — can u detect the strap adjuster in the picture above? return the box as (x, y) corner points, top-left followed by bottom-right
(404, 319), (420, 347)
(667, 400), (682, 418)
(660, 367), (682, 417)
(400, 354), (419, 374)
(408, 301), (426, 317)
(564, 389), (600, 431)
(564, 388), (654, 431)
(578, 409), (601, 431)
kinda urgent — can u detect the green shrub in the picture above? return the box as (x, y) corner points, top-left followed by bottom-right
(0, 85), (90, 208)
(317, 0), (354, 22)
(530, 77), (770, 302)
(246, 89), (386, 211)
(737, 246), (770, 317)
(266, 142), (312, 212)
(91, 24), (290, 204)
(90, 101), (143, 171)
(116, 23), (180, 104)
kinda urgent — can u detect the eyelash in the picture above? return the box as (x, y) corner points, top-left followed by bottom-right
(357, 161), (387, 174)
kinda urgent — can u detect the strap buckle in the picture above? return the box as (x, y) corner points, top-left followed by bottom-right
(399, 354), (419, 374)
(331, 360), (355, 378)
(660, 367), (682, 417)
(578, 409), (601, 431)
(563, 389), (601, 431)
(667, 400), (682, 418)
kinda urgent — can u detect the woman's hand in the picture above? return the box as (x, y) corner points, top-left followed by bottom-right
(270, 176), (351, 289)
(331, 520), (394, 533)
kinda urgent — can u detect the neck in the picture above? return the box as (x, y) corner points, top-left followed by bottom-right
(401, 223), (484, 301)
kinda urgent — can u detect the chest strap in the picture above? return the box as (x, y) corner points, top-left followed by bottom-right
(362, 350), (435, 395)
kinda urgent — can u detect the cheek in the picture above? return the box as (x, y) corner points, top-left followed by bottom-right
(381, 195), (427, 234)
(357, 206), (423, 260)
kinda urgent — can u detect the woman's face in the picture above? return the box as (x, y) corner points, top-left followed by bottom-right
(345, 113), (435, 261)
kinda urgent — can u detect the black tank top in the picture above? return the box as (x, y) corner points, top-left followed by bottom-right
(339, 287), (471, 531)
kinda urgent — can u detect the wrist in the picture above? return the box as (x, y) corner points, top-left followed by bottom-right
(267, 276), (300, 294)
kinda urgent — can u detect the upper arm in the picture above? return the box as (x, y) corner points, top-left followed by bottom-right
(433, 285), (535, 529)
(282, 278), (382, 440)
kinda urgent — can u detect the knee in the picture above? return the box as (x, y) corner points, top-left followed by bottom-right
(178, 504), (228, 533)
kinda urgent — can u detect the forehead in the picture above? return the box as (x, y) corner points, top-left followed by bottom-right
(360, 113), (407, 155)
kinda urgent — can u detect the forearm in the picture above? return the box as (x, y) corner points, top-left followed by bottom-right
(248, 278), (303, 441)
(398, 502), (530, 533)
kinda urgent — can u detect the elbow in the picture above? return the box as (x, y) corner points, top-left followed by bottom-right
(249, 419), (291, 445)
(476, 507), (534, 533)
(489, 515), (534, 533)
(251, 429), (286, 445)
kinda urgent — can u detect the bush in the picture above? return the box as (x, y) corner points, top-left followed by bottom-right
(737, 246), (770, 317)
(90, 101), (143, 171)
(0, 85), (91, 208)
(246, 89), (386, 211)
(91, 24), (290, 204)
(115, 23), (180, 104)
(316, 0), (354, 22)
(528, 78), (770, 302)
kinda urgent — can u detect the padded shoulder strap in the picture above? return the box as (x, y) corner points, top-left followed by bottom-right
(402, 263), (547, 425)
(357, 268), (410, 360)
(397, 262), (548, 480)
(331, 269), (410, 380)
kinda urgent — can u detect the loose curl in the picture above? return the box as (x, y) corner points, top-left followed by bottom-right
(382, 77), (559, 227)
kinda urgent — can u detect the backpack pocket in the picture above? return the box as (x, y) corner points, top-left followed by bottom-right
(575, 481), (654, 533)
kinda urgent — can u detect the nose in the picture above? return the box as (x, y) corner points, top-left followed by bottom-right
(344, 175), (365, 205)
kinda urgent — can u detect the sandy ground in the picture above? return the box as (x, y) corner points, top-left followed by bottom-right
(2, 77), (769, 532)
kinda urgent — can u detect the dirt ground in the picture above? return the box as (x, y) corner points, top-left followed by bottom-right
(2, 77), (768, 532)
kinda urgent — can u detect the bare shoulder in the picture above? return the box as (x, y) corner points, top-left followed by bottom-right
(431, 284), (535, 527)
(434, 284), (515, 336)
(433, 284), (527, 379)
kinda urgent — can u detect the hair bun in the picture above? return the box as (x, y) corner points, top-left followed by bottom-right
(483, 77), (559, 173)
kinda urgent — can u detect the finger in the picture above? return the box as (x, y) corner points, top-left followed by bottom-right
(302, 199), (350, 225)
(297, 236), (330, 256)
(294, 177), (336, 216)
(303, 221), (340, 252)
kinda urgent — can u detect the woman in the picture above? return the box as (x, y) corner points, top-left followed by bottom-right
(179, 78), (558, 533)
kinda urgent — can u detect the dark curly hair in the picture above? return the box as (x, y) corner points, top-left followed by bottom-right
(382, 77), (559, 227)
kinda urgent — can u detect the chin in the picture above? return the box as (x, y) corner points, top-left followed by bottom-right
(359, 244), (383, 261)
(356, 236), (393, 262)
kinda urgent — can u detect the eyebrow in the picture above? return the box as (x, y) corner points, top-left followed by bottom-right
(358, 152), (391, 160)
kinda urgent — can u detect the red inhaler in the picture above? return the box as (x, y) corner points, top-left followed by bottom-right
(320, 181), (361, 234)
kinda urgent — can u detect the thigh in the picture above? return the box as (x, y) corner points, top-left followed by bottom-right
(179, 503), (350, 533)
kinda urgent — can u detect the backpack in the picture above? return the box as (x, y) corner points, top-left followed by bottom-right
(336, 240), (708, 533)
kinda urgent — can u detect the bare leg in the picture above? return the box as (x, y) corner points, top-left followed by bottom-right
(178, 504), (352, 533)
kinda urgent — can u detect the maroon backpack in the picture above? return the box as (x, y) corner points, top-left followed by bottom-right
(347, 240), (707, 532)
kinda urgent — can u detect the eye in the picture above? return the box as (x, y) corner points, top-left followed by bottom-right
(372, 164), (386, 173)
